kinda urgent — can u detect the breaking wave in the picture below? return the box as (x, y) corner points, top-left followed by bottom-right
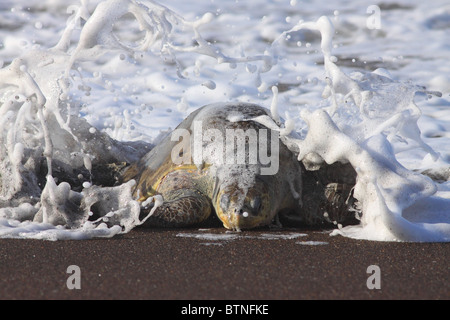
(0, 0), (449, 241)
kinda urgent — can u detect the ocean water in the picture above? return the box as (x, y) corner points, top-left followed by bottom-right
(0, 0), (449, 241)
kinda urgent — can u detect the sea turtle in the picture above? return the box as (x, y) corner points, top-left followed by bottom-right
(121, 102), (358, 230)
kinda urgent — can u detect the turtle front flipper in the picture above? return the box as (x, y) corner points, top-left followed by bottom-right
(139, 189), (212, 227)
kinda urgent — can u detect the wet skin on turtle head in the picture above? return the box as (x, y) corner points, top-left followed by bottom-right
(213, 177), (273, 230)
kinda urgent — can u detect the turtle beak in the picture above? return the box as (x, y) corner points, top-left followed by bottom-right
(215, 189), (266, 230)
(224, 206), (258, 231)
(216, 206), (245, 231)
(226, 213), (242, 232)
(224, 213), (242, 232)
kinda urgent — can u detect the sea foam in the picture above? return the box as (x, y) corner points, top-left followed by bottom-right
(0, 0), (449, 241)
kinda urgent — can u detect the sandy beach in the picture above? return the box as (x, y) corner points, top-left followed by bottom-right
(0, 227), (448, 300)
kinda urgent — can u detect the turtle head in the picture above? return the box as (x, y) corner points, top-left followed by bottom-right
(214, 179), (273, 231)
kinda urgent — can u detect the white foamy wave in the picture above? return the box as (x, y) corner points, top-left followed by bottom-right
(176, 231), (307, 242)
(250, 16), (450, 242)
(0, 218), (122, 241)
(0, 0), (273, 240)
(0, 0), (449, 241)
(296, 241), (328, 246)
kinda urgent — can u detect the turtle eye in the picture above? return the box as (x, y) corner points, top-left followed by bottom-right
(251, 196), (262, 213)
(220, 194), (230, 211)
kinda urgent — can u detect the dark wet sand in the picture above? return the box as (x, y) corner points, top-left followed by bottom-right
(0, 227), (448, 300)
